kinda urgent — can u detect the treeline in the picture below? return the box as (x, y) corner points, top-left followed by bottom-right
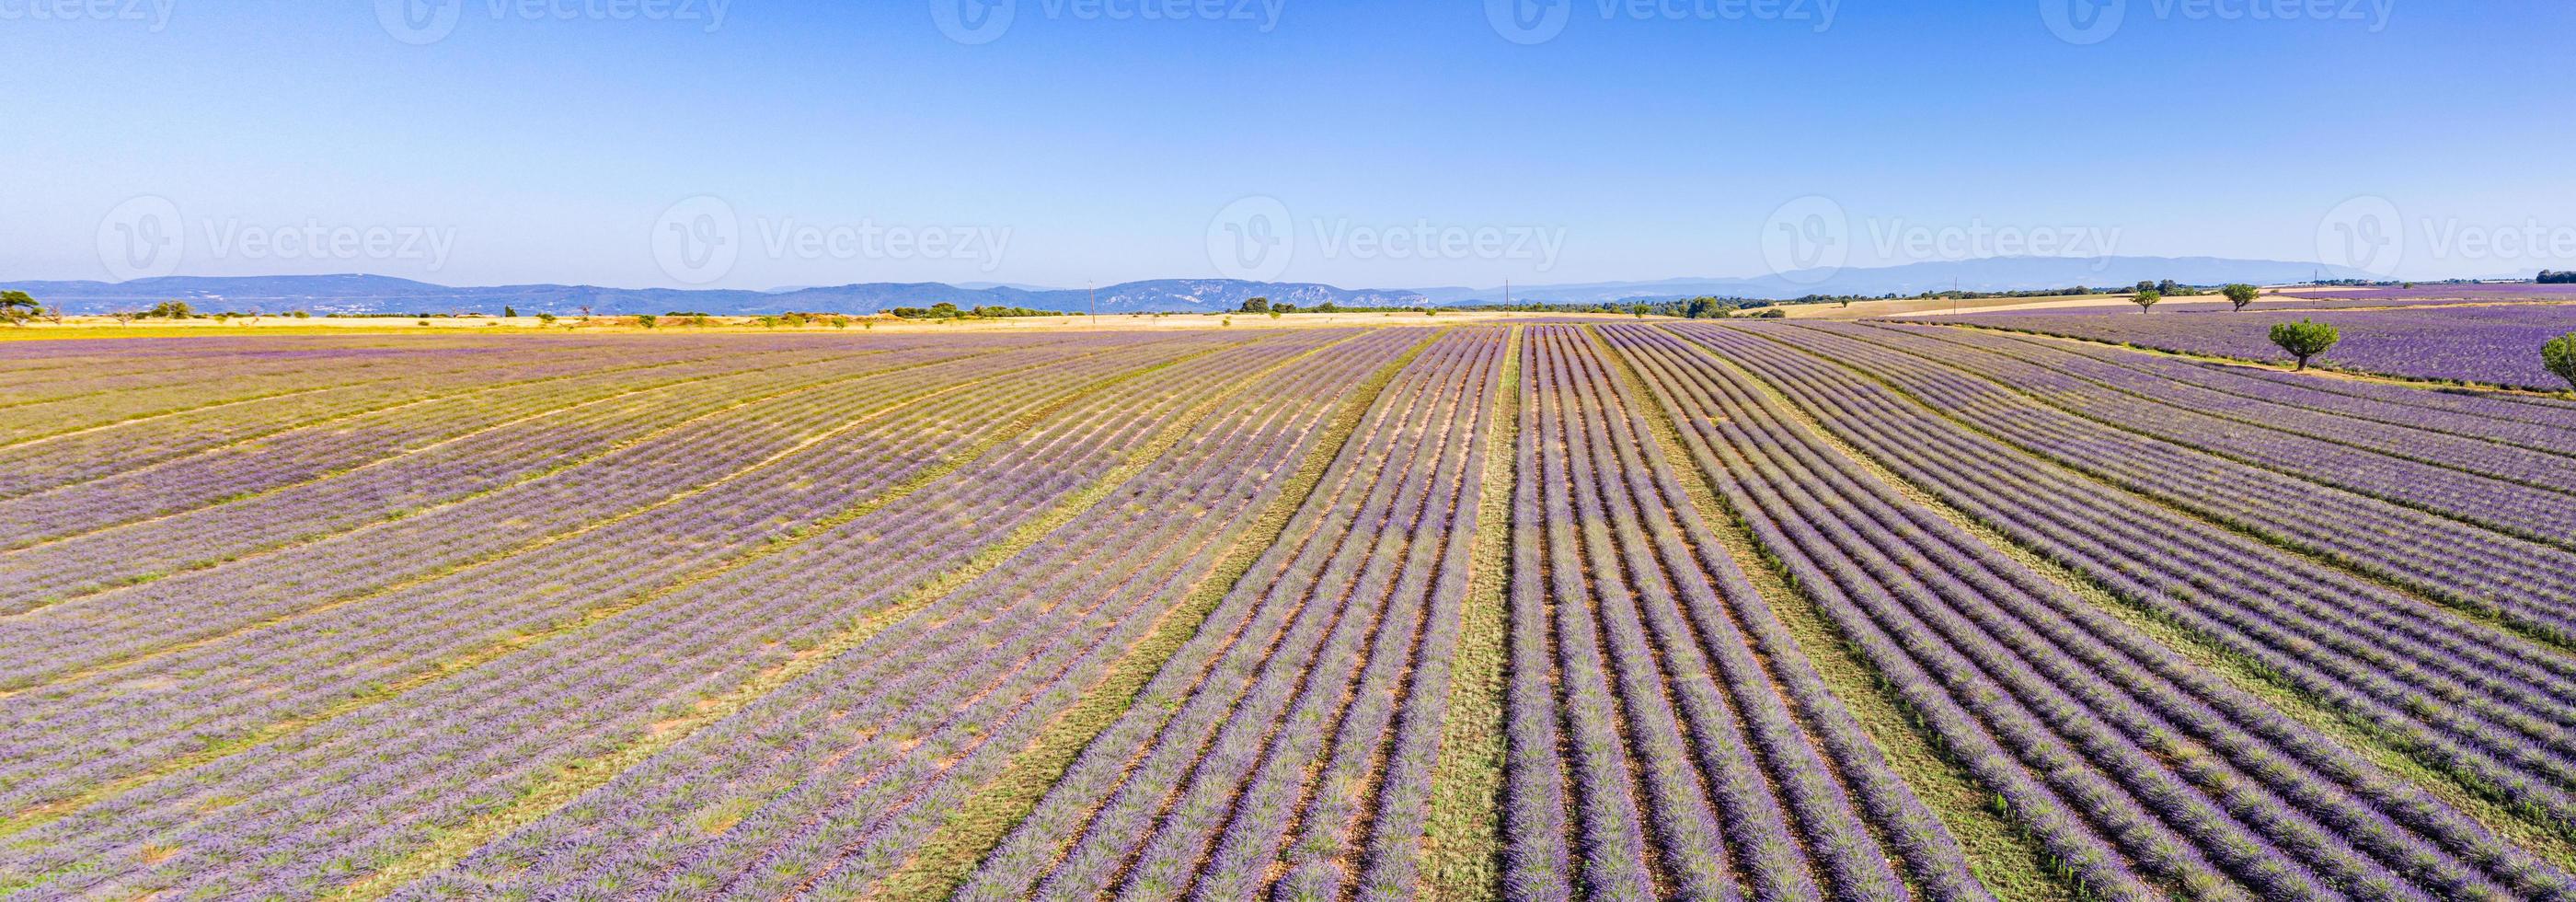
(2541, 271), (2576, 284)
(885, 303), (1051, 319)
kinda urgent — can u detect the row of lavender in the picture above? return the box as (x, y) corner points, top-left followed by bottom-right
(0, 344), (987, 613)
(0, 330), (1295, 896)
(1690, 320), (2576, 857)
(957, 328), (1501, 902)
(1934, 304), (2576, 390)
(0, 333), (859, 446)
(1500, 326), (1984, 902)
(1602, 323), (2573, 900)
(0, 343), (1095, 693)
(399, 328), (1429, 900)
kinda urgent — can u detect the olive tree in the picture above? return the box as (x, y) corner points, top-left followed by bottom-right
(2131, 290), (2161, 314)
(2270, 318), (2340, 371)
(2223, 283), (2260, 312)
(2544, 331), (2576, 392)
(0, 291), (38, 326)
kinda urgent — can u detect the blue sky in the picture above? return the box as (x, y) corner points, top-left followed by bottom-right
(5, 0), (2570, 289)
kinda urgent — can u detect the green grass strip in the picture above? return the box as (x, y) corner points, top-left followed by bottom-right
(1422, 324), (1520, 902)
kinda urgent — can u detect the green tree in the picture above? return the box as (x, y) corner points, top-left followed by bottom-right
(2132, 290), (2161, 314)
(0, 291), (39, 326)
(636, 314), (659, 329)
(1238, 296), (1271, 315)
(2271, 318), (2340, 371)
(537, 313), (558, 325)
(2223, 283), (2260, 312)
(503, 306), (519, 318)
(2544, 332), (2576, 392)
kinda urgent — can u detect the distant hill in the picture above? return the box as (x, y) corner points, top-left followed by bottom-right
(1, 276), (1431, 317)
(1424, 257), (2387, 305)
(4, 258), (2395, 315)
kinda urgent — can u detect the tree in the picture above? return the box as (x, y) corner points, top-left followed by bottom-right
(635, 314), (659, 329)
(537, 313), (558, 326)
(1238, 296), (1271, 315)
(2223, 283), (2260, 312)
(577, 305), (594, 320)
(2544, 332), (2576, 392)
(2131, 290), (2161, 314)
(2271, 318), (2340, 371)
(0, 291), (39, 326)
(504, 306), (519, 318)
(109, 309), (140, 326)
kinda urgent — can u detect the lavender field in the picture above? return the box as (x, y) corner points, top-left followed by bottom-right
(5, 322), (2573, 901)
(1939, 303), (2576, 389)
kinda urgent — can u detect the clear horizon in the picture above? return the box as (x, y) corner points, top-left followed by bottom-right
(8, 1), (2571, 289)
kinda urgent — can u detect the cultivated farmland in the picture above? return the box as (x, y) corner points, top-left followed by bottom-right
(1941, 302), (2576, 389)
(5, 320), (2574, 901)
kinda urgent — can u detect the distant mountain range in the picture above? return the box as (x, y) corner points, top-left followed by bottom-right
(5, 257), (2392, 316)
(1423, 257), (2388, 305)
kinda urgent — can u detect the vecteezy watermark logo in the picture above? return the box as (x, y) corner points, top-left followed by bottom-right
(652, 195), (742, 285)
(1487, 0), (1570, 45)
(650, 196), (1017, 285)
(2317, 195), (2404, 279)
(2314, 197), (2576, 278)
(1208, 196), (1294, 282)
(1, 0), (178, 30)
(1865, 218), (2123, 261)
(378, 0), (730, 45)
(930, 0), (1015, 44)
(96, 197), (463, 281)
(933, 0), (1287, 45)
(98, 196), (186, 282)
(1204, 196), (1570, 281)
(2040, 0), (2124, 45)
(2043, 0), (2393, 45)
(1761, 196), (1849, 285)
(2421, 218), (2576, 269)
(1489, 0), (1838, 44)
(752, 219), (1016, 273)
(377, 0), (463, 44)
(1761, 198), (2122, 285)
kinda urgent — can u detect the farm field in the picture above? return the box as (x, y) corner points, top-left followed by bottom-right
(1936, 303), (2576, 389)
(5, 320), (2575, 901)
